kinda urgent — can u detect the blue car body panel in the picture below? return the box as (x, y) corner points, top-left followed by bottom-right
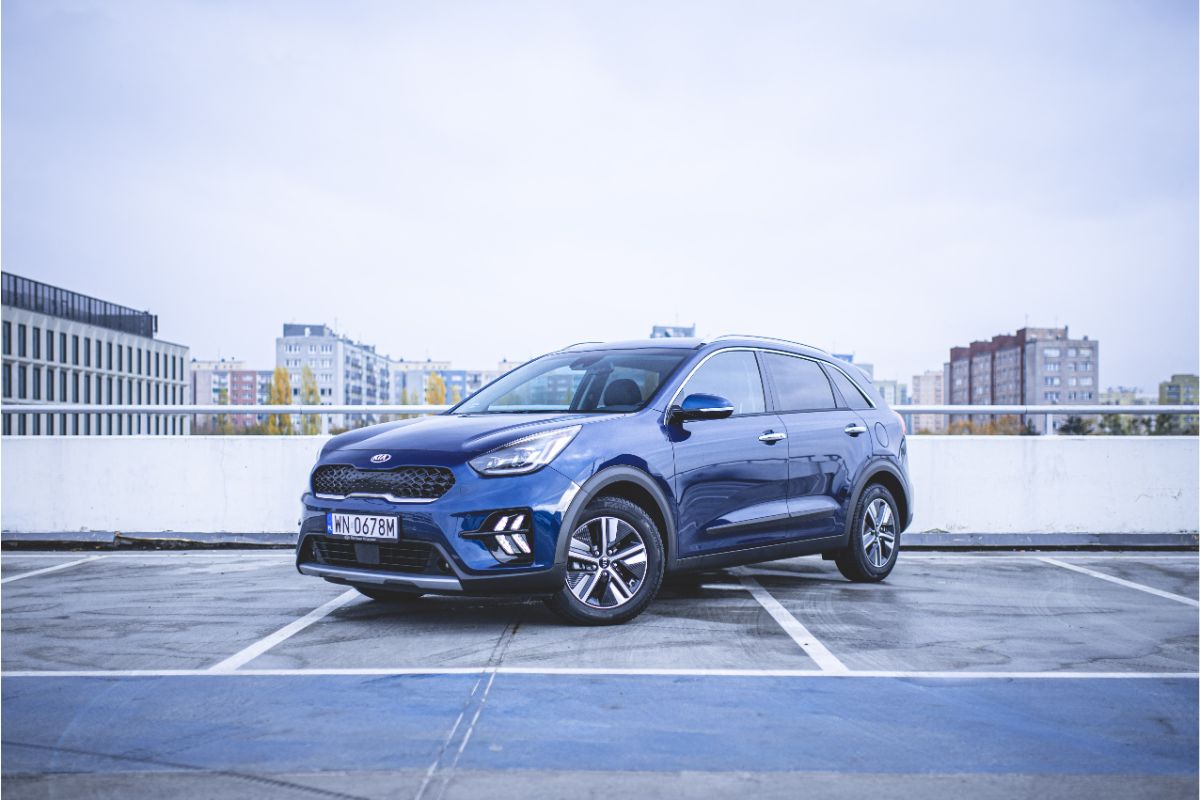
(296, 336), (912, 595)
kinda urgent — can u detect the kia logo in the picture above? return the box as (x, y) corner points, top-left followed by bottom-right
(369, 453), (392, 464)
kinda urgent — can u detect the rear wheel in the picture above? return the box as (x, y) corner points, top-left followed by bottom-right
(354, 586), (424, 603)
(835, 484), (900, 582)
(544, 496), (664, 625)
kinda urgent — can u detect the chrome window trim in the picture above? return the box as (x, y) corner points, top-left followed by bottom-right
(666, 346), (877, 415)
(315, 492), (439, 505)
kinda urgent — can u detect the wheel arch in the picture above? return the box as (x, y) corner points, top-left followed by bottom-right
(845, 459), (912, 539)
(555, 466), (678, 569)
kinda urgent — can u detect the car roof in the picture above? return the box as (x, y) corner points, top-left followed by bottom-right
(558, 335), (833, 361)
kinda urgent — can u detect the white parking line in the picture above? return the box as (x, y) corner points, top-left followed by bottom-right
(739, 575), (848, 673)
(207, 589), (360, 671)
(1038, 557), (1200, 608)
(2, 551), (293, 559)
(1, 667), (1195, 679)
(0, 555), (105, 584)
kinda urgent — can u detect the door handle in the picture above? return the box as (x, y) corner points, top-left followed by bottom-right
(844, 423), (867, 436)
(758, 431), (787, 443)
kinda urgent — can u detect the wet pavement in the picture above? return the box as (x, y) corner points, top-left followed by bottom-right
(1, 550), (1197, 799)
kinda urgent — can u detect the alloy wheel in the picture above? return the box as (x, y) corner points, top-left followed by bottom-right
(565, 516), (648, 608)
(861, 497), (896, 569)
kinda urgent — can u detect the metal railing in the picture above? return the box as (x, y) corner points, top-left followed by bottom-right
(1, 403), (1196, 436)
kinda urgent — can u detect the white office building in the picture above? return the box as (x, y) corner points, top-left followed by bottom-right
(1, 273), (191, 436)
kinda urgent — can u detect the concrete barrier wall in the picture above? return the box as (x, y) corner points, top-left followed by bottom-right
(2, 435), (1197, 536)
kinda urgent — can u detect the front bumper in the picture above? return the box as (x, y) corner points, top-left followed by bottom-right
(295, 464), (581, 595)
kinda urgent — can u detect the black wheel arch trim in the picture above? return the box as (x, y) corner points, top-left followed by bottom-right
(845, 458), (913, 541)
(554, 465), (679, 569)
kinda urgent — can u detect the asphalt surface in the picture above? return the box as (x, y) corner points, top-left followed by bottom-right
(1, 549), (1197, 799)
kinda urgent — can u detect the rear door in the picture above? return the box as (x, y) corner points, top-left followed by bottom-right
(670, 349), (792, 557)
(760, 352), (874, 540)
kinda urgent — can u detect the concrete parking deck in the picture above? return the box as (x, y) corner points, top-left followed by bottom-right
(2, 550), (1197, 799)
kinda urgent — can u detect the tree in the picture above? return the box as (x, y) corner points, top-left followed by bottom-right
(426, 372), (446, 406)
(1153, 414), (1180, 436)
(449, 385), (462, 405)
(300, 366), (321, 435)
(1058, 415), (1094, 435)
(215, 387), (234, 435)
(267, 367), (292, 435)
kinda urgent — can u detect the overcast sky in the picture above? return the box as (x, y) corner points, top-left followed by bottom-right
(4, 0), (1196, 391)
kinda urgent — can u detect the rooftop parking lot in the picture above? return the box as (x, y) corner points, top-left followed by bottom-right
(2, 549), (1197, 799)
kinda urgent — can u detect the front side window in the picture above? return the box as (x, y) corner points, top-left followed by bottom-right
(763, 353), (836, 412)
(677, 350), (765, 416)
(453, 349), (688, 414)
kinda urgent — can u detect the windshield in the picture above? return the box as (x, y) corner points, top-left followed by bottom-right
(452, 349), (690, 415)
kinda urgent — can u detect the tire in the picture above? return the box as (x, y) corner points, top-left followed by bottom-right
(544, 496), (665, 625)
(835, 484), (900, 582)
(354, 586), (424, 603)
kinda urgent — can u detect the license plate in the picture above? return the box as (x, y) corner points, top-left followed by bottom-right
(327, 513), (399, 540)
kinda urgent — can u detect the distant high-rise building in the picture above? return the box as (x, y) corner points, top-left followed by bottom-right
(190, 358), (273, 431)
(277, 324), (400, 428)
(2, 272), (191, 436)
(650, 324), (696, 338)
(944, 326), (1099, 433)
(910, 370), (945, 433)
(1159, 374), (1198, 429)
(874, 379), (908, 407)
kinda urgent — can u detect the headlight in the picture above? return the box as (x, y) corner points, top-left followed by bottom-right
(469, 425), (581, 476)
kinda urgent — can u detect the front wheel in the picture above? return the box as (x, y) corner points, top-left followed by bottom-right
(544, 496), (665, 625)
(835, 484), (900, 582)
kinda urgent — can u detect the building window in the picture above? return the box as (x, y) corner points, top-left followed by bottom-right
(1045, 363), (1060, 372)
(84, 375), (91, 403)
(46, 368), (55, 401)
(107, 377), (113, 403)
(1044, 348), (1060, 358)
(107, 342), (113, 370)
(126, 346), (132, 373)
(46, 330), (54, 362)
(84, 337), (91, 366)
(60, 371), (67, 401)
(2, 364), (11, 397)
(72, 372), (79, 402)
(72, 335), (80, 365)
(2, 321), (10, 355)
(1078, 348), (1093, 357)
(32, 367), (41, 399)
(32, 327), (41, 359)
(16, 323), (28, 357)
(60, 333), (67, 364)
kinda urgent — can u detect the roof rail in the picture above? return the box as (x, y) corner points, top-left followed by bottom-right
(713, 334), (829, 354)
(560, 341), (604, 350)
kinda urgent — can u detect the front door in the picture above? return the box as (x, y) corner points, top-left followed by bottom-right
(670, 350), (791, 557)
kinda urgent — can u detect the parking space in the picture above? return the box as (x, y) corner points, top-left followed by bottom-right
(1, 549), (1196, 799)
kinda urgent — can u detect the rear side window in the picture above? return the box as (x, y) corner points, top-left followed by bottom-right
(826, 365), (874, 410)
(764, 353), (836, 412)
(679, 351), (766, 416)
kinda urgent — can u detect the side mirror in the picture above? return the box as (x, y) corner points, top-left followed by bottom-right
(668, 393), (735, 424)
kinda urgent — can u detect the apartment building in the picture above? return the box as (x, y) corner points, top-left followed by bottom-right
(944, 326), (1099, 433)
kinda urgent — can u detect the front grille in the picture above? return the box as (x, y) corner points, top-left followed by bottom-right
(312, 465), (454, 500)
(304, 536), (435, 574)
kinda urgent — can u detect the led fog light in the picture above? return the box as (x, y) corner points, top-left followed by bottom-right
(462, 509), (535, 564)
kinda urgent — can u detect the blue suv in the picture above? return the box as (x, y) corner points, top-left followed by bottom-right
(297, 336), (912, 624)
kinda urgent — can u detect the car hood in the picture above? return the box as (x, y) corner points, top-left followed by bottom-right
(321, 413), (620, 465)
